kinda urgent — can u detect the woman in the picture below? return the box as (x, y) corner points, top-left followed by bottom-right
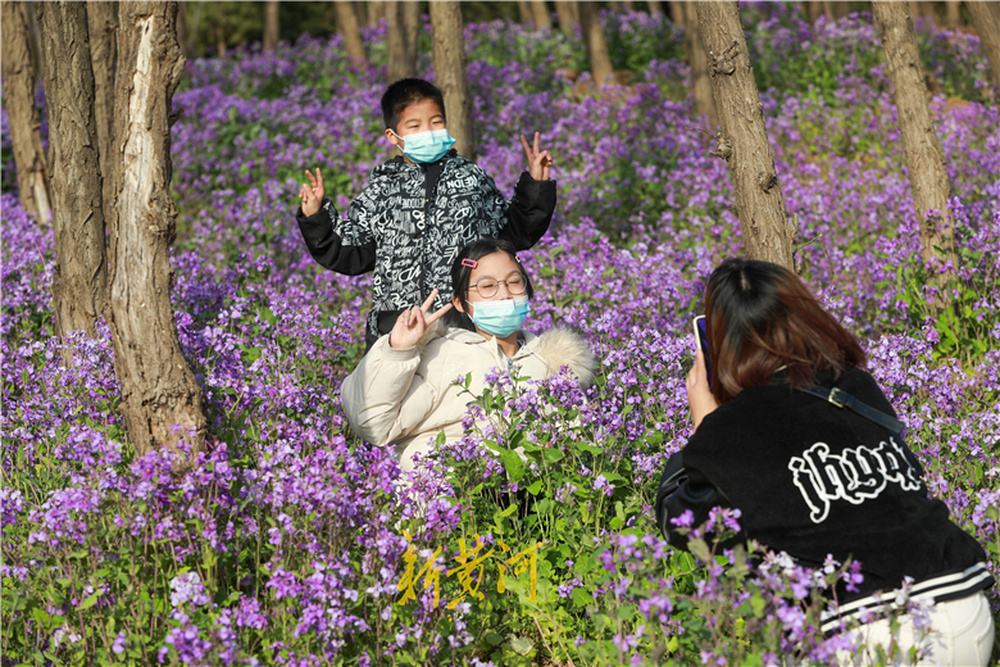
(656, 258), (994, 665)
(342, 238), (594, 474)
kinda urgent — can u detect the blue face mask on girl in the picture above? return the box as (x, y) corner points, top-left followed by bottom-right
(470, 296), (530, 338)
(390, 129), (456, 163)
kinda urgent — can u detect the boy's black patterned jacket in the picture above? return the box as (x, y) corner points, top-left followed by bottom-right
(296, 150), (556, 344)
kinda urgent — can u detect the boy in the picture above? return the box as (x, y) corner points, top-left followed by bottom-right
(296, 78), (556, 347)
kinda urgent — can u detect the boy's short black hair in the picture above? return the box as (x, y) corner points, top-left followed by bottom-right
(381, 78), (446, 131)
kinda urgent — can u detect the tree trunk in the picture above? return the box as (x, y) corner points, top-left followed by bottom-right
(805, 2), (831, 23)
(683, 2), (717, 129)
(872, 1), (957, 289)
(669, 1), (684, 28)
(966, 1), (1000, 91)
(648, 1), (663, 16)
(530, 1), (551, 29)
(430, 1), (474, 162)
(87, 0), (116, 207)
(2, 1), (51, 223)
(554, 0), (576, 34)
(945, 0), (961, 28)
(367, 0), (385, 28)
(518, 0), (533, 26)
(695, 1), (795, 270)
(386, 1), (414, 82)
(335, 0), (366, 62)
(216, 24), (226, 57)
(107, 0), (207, 462)
(578, 1), (613, 87)
(402, 0), (420, 66)
(263, 0), (279, 50)
(38, 1), (109, 337)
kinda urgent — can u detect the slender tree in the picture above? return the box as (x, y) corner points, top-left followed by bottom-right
(682, 2), (717, 128)
(966, 1), (1000, 91)
(669, 1), (684, 28)
(263, 0), (279, 50)
(335, 0), (367, 63)
(518, 0), (533, 26)
(402, 1), (420, 68)
(945, 0), (961, 28)
(429, 0), (474, 161)
(87, 0), (116, 203)
(872, 1), (958, 289)
(1, 0), (51, 222)
(386, 1), (415, 82)
(367, 0), (385, 29)
(554, 0), (577, 35)
(530, 1), (551, 29)
(106, 0), (207, 461)
(578, 1), (613, 87)
(38, 1), (109, 337)
(696, 1), (795, 269)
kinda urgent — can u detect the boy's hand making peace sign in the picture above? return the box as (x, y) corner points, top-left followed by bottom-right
(521, 132), (553, 181)
(299, 168), (325, 217)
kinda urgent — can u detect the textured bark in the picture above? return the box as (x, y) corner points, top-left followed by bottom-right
(669, 1), (684, 28)
(87, 0), (116, 205)
(683, 2), (717, 129)
(554, 0), (577, 34)
(107, 1), (207, 462)
(385, 1), (414, 82)
(518, 0), (533, 26)
(402, 1), (420, 69)
(873, 1), (957, 285)
(696, 2), (795, 270)
(430, 1), (474, 161)
(805, 2), (831, 23)
(578, 1), (613, 87)
(530, 1), (551, 29)
(945, 0), (961, 28)
(966, 1), (1000, 91)
(335, 0), (366, 62)
(263, 0), (279, 50)
(2, 1), (51, 222)
(39, 1), (109, 337)
(367, 0), (385, 29)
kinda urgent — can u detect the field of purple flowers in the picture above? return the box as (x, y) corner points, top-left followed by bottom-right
(2, 5), (998, 665)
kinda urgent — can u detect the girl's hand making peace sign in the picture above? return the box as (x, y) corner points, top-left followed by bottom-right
(389, 290), (453, 350)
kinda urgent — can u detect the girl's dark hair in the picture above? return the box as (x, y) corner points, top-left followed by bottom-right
(447, 238), (534, 329)
(704, 258), (865, 404)
(381, 78), (446, 131)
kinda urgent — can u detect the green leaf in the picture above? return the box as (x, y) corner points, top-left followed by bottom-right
(78, 591), (101, 611)
(542, 448), (564, 463)
(571, 587), (592, 608)
(32, 606), (51, 627)
(526, 480), (543, 495)
(500, 449), (524, 483)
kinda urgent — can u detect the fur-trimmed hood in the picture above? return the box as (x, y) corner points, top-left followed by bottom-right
(535, 327), (596, 388)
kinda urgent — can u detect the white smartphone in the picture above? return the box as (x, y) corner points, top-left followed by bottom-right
(693, 315), (712, 387)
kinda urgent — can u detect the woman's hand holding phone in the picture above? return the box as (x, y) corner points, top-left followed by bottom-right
(688, 316), (719, 431)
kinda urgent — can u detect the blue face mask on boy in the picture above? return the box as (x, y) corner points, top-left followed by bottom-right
(470, 296), (530, 338)
(391, 129), (456, 163)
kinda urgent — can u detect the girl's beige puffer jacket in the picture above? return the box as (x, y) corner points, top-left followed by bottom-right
(341, 326), (595, 473)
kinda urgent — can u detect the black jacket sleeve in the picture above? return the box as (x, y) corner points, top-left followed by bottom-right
(655, 451), (746, 551)
(295, 199), (376, 276)
(498, 172), (557, 250)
